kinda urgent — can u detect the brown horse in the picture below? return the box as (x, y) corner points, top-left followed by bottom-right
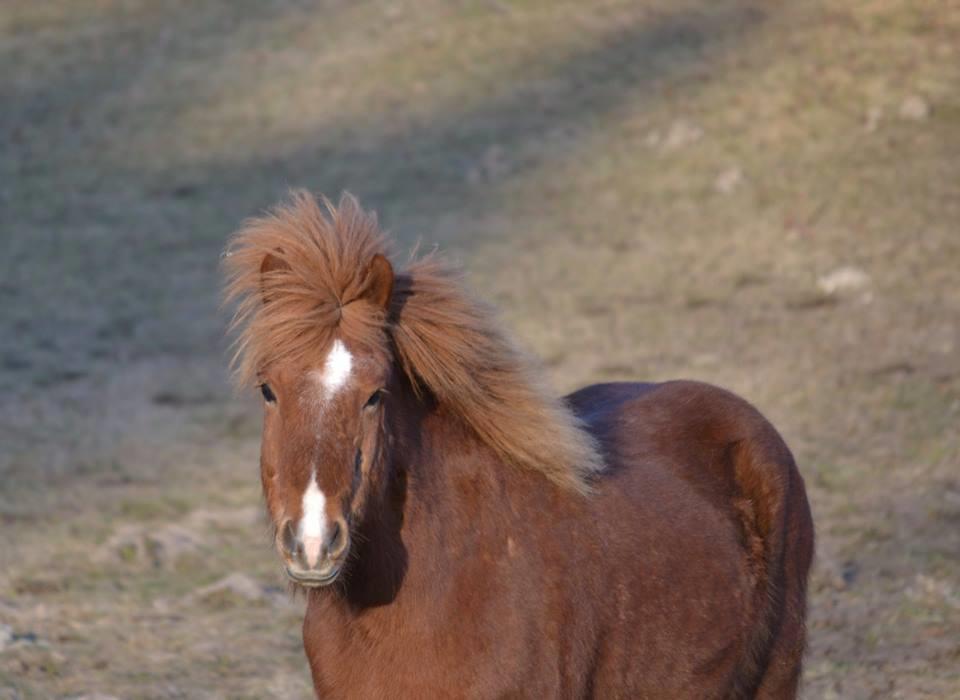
(224, 192), (814, 699)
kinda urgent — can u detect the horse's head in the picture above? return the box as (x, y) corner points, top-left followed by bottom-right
(254, 250), (395, 588)
(227, 192), (602, 589)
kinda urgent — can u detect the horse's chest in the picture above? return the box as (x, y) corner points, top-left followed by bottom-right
(303, 606), (556, 698)
(306, 628), (486, 698)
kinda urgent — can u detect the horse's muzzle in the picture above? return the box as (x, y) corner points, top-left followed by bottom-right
(278, 517), (349, 587)
(285, 562), (343, 587)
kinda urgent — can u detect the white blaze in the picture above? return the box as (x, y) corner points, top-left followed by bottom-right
(321, 339), (353, 396)
(297, 339), (351, 568)
(299, 471), (327, 568)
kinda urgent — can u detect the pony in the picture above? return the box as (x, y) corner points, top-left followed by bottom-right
(223, 191), (814, 699)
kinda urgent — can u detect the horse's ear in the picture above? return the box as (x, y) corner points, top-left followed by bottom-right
(259, 250), (290, 304)
(365, 253), (394, 311)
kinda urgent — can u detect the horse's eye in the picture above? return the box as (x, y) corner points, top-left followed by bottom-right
(260, 383), (276, 403)
(364, 390), (382, 409)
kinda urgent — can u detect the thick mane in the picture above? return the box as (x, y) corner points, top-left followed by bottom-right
(224, 191), (392, 384)
(390, 256), (604, 492)
(224, 191), (603, 492)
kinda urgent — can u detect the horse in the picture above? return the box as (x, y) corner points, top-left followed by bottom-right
(223, 191), (814, 699)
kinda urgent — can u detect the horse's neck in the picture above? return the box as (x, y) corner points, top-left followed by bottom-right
(330, 401), (526, 616)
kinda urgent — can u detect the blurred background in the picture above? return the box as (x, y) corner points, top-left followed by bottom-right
(1, 1), (958, 698)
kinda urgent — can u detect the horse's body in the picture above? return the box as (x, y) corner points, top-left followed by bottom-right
(224, 192), (814, 699)
(303, 381), (812, 699)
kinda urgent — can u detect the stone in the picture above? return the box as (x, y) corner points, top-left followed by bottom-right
(714, 166), (743, 194)
(817, 266), (871, 296)
(194, 573), (264, 601)
(100, 523), (206, 568)
(899, 95), (930, 121)
(186, 572), (280, 610)
(144, 525), (207, 568)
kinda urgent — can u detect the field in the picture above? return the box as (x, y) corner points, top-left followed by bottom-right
(1, 0), (958, 697)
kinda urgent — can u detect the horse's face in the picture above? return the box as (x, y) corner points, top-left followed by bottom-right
(257, 337), (391, 587)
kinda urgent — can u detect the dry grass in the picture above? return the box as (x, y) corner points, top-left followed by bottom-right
(1, 0), (958, 697)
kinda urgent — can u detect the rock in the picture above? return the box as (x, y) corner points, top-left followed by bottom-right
(99, 506), (260, 568)
(714, 166), (743, 194)
(65, 695), (123, 700)
(100, 523), (206, 568)
(181, 574), (298, 611)
(99, 525), (149, 564)
(0, 625), (44, 653)
(662, 119), (703, 150)
(187, 573), (270, 609)
(899, 95), (930, 121)
(145, 525), (207, 568)
(196, 573), (263, 600)
(817, 266), (871, 296)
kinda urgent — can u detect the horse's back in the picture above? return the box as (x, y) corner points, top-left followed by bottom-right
(565, 380), (814, 698)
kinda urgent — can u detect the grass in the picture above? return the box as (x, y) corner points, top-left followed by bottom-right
(1, 0), (958, 697)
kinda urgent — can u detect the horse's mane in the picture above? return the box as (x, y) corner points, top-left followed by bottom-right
(224, 191), (603, 493)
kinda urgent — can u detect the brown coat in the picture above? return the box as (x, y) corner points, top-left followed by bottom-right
(302, 380), (812, 699)
(223, 192), (814, 699)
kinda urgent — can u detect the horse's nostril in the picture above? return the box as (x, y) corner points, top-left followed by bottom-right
(327, 517), (349, 558)
(281, 520), (298, 558)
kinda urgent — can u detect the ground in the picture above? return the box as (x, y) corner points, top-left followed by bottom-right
(1, 0), (958, 698)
